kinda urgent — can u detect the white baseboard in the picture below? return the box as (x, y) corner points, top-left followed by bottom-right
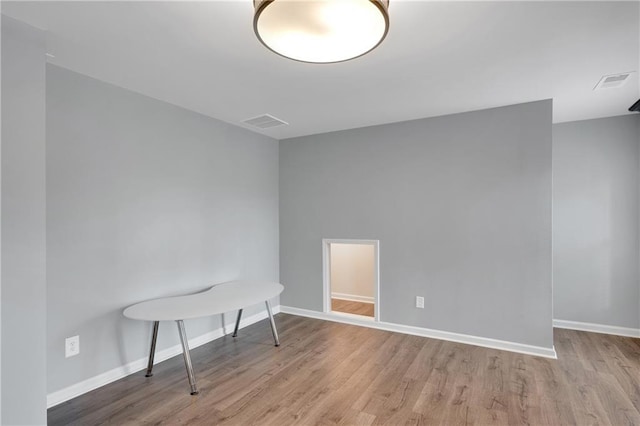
(330, 292), (374, 304)
(280, 306), (557, 359)
(553, 319), (640, 338)
(46, 306), (280, 409)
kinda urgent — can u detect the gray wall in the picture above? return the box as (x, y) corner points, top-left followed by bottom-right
(553, 115), (640, 329)
(1, 16), (3, 424)
(46, 65), (279, 393)
(1, 15), (47, 425)
(280, 100), (553, 349)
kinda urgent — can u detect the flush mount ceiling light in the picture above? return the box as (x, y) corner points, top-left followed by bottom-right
(253, 0), (390, 64)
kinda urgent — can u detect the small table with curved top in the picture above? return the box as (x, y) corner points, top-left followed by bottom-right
(123, 280), (284, 395)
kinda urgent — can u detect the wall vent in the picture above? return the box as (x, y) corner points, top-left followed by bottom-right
(242, 114), (288, 129)
(594, 72), (634, 90)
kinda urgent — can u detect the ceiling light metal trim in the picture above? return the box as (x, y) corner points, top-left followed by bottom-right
(253, 0), (390, 64)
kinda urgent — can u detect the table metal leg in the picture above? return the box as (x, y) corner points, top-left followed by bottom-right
(232, 309), (243, 337)
(265, 300), (280, 347)
(145, 321), (159, 377)
(176, 320), (198, 395)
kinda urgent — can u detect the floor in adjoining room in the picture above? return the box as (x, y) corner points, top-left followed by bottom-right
(331, 298), (375, 317)
(48, 314), (640, 425)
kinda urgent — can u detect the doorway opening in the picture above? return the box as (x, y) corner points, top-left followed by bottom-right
(323, 239), (379, 321)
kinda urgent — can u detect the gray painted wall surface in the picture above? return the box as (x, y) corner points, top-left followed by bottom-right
(1, 15), (3, 424)
(1, 15), (47, 425)
(280, 100), (553, 349)
(553, 115), (640, 329)
(46, 65), (279, 393)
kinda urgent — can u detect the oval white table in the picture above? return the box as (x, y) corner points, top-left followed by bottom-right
(123, 280), (284, 395)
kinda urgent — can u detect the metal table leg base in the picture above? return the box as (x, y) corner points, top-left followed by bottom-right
(176, 320), (199, 395)
(232, 309), (243, 337)
(145, 321), (160, 377)
(265, 300), (280, 347)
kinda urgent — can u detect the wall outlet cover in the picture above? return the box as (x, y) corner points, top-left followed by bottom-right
(416, 296), (425, 309)
(65, 335), (80, 358)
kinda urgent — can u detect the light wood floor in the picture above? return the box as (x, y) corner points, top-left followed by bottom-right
(332, 298), (375, 317)
(48, 314), (640, 425)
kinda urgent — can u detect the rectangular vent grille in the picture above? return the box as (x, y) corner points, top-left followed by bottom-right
(242, 114), (288, 129)
(594, 72), (633, 90)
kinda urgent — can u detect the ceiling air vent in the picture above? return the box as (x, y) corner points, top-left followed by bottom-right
(242, 114), (288, 129)
(594, 72), (634, 90)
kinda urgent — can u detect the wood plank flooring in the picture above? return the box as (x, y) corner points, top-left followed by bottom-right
(48, 314), (640, 425)
(331, 298), (375, 317)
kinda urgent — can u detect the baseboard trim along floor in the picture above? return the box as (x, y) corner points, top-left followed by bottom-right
(46, 306), (281, 408)
(280, 306), (558, 360)
(553, 319), (640, 338)
(330, 292), (375, 304)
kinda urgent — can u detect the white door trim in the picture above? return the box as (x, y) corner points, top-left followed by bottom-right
(322, 238), (380, 322)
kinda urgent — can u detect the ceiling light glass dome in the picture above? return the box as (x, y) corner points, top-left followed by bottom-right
(254, 0), (390, 64)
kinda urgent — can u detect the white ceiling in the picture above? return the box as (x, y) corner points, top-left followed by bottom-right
(3, 1), (639, 139)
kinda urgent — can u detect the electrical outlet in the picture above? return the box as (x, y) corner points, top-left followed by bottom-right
(416, 296), (425, 309)
(65, 335), (80, 358)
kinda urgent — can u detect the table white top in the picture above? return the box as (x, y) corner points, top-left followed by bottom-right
(123, 280), (284, 321)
